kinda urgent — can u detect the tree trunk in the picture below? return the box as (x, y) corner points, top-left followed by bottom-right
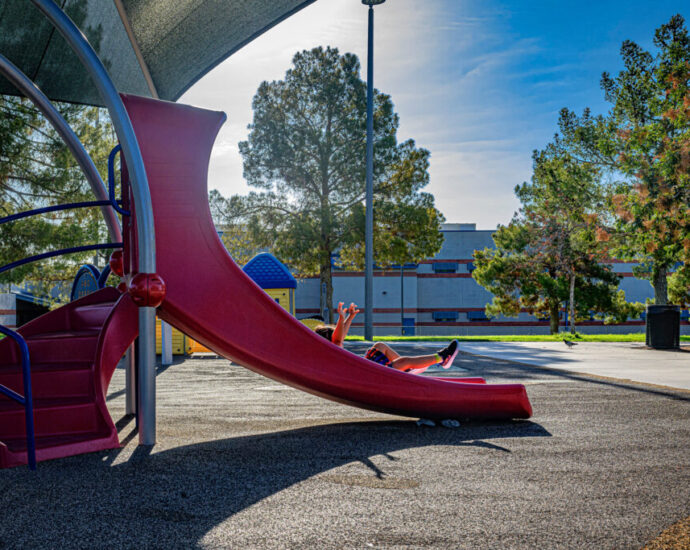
(549, 300), (560, 335)
(320, 252), (334, 324)
(653, 267), (668, 305)
(569, 272), (576, 335)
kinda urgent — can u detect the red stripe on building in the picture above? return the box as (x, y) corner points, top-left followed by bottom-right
(419, 259), (475, 264)
(0, 309), (16, 315)
(331, 271), (417, 278)
(417, 273), (473, 279)
(416, 307), (485, 313)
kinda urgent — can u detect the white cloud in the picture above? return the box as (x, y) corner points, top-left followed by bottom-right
(181, 0), (555, 229)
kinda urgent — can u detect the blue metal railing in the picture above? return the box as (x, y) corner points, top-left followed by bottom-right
(0, 149), (129, 468)
(0, 243), (122, 275)
(0, 326), (36, 470)
(108, 145), (130, 216)
(0, 200), (117, 225)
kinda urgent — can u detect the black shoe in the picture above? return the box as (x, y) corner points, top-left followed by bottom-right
(438, 340), (458, 369)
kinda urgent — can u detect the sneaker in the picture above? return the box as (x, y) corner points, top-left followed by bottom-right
(438, 340), (458, 369)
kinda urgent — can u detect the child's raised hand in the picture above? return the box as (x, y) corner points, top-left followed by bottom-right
(347, 303), (360, 318)
(337, 302), (346, 318)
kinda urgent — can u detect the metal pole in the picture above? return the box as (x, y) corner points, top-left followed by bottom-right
(31, 0), (158, 445)
(0, 54), (121, 243)
(364, 4), (375, 342)
(137, 308), (156, 439)
(125, 344), (136, 415)
(161, 320), (173, 365)
(400, 264), (404, 336)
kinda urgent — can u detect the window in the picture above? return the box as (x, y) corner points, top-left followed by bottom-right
(467, 311), (488, 321)
(433, 311), (458, 322)
(433, 262), (457, 273)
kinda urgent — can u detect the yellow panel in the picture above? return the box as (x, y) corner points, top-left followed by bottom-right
(265, 288), (294, 315)
(300, 318), (323, 331)
(155, 318), (188, 355)
(188, 338), (213, 354)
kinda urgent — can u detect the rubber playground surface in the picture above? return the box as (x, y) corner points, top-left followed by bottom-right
(0, 343), (688, 549)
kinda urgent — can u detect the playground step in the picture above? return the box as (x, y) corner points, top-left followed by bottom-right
(24, 330), (98, 365)
(0, 397), (100, 439)
(0, 361), (93, 400)
(0, 288), (134, 468)
(70, 301), (117, 330)
(0, 330), (100, 367)
(0, 429), (119, 469)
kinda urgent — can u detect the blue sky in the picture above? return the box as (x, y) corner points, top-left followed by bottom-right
(181, 0), (688, 229)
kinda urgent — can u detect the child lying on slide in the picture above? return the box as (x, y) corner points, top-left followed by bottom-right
(315, 302), (459, 373)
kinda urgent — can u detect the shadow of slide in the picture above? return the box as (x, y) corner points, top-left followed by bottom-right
(1, 420), (550, 547)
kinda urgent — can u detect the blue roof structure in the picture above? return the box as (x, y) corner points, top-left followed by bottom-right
(243, 253), (296, 289)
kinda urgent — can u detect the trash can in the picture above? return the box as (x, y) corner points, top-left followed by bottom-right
(645, 305), (680, 349)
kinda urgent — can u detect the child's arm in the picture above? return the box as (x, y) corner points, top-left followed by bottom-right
(342, 302), (360, 336)
(331, 302), (348, 347)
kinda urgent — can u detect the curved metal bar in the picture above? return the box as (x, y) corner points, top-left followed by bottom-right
(31, 0), (158, 445)
(0, 325), (36, 470)
(0, 243), (122, 275)
(107, 145), (130, 216)
(0, 53), (122, 243)
(97, 264), (112, 288)
(30, 0), (155, 273)
(0, 200), (119, 226)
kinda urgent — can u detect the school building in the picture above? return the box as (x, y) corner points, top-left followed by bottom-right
(295, 223), (690, 336)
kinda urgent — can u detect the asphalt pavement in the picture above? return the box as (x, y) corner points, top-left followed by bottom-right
(0, 343), (688, 549)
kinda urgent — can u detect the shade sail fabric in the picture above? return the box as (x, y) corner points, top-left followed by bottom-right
(0, 0), (316, 105)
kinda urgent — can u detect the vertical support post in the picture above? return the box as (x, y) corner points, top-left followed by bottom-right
(125, 344), (136, 415)
(400, 264), (404, 336)
(30, 0), (158, 447)
(161, 320), (173, 366)
(364, 4), (375, 342)
(137, 308), (156, 444)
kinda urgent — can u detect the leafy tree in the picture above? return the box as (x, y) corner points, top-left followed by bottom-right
(473, 146), (641, 334)
(668, 266), (690, 307)
(559, 15), (690, 304)
(0, 95), (117, 302)
(229, 46), (444, 321)
(208, 189), (264, 266)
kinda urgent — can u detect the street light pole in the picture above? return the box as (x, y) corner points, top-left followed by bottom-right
(362, 0), (385, 341)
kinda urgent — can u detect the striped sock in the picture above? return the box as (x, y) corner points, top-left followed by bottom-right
(433, 353), (442, 363)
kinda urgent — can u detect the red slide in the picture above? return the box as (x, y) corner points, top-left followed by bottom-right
(121, 94), (532, 421)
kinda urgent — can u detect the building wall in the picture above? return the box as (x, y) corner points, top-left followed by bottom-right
(295, 223), (688, 336)
(0, 293), (17, 329)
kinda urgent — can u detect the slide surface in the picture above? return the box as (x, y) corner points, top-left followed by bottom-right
(121, 94), (532, 420)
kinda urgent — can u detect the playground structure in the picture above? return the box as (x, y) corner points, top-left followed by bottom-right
(0, 0), (532, 469)
(157, 252), (298, 357)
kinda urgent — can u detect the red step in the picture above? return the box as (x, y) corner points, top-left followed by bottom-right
(0, 288), (138, 468)
(0, 361), (93, 400)
(70, 302), (116, 330)
(0, 331), (100, 367)
(0, 431), (119, 469)
(0, 397), (101, 439)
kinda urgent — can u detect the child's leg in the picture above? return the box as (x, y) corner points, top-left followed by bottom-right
(390, 354), (440, 372)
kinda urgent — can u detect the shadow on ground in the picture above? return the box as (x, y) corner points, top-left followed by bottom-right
(0, 418), (549, 548)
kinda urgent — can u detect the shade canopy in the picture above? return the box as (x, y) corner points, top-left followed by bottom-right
(0, 0), (316, 105)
